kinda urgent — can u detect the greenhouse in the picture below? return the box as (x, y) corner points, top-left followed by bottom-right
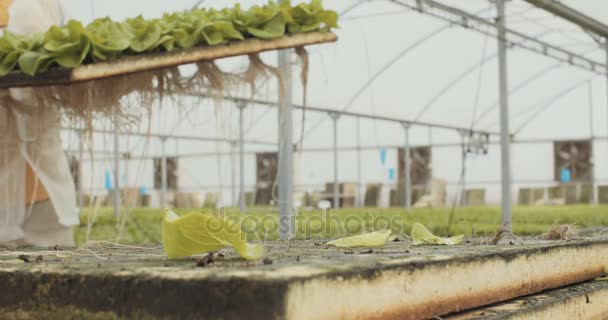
(1, 0), (608, 319)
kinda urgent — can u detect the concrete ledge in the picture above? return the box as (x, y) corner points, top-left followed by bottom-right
(0, 239), (607, 319)
(448, 280), (608, 320)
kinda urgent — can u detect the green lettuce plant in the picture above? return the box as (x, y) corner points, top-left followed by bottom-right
(2, 0), (337, 77)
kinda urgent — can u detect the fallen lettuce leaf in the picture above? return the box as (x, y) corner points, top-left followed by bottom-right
(411, 223), (463, 246)
(162, 209), (263, 260)
(325, 230), (392, 248)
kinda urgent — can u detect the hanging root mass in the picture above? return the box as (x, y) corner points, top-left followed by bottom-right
(1, 48), (311, 136)
(0, 49), (312, 244)
(541, 224), (577, 241)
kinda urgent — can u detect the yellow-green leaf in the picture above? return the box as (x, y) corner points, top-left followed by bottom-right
(411, 223), (463, 246)
(162, 209), (263, 260)
(326, 230), (392, 248)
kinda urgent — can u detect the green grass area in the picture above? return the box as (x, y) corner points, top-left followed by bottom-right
(75, 205), (608, 245)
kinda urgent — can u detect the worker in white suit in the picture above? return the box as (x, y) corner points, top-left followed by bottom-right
(0, 0), (78, 246)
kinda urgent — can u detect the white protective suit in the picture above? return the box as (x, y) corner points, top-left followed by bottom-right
(0, 0), (78, 246)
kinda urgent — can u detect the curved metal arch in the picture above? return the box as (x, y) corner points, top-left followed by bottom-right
(301, 24), (452, 137)
(412, 53), (498, 122)
(472, 46), (601, 128)
(414, 34), (601, 124)
(473, 64), (563, 127)
(513, 75), (599, 135)
(339, 0), (372, 16)
(299, 1), (495, 138)
(341, 25), (452, 113)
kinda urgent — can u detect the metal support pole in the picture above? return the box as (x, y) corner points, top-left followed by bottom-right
(604, 39), (608, 205)
(589, 81), (598, 204)
(497, 0), (513, 231)
(402, 122), (412, 211)
(356, 117), (363, 207)
(330, 112), (340, 209)
(460, 131), (467, 207)
(238, 102), (246, 213)
(277, 29), (294, 239)
(231, 142), (237, 207)
(77, 132), (84, 208)
(113, 120), (121, 217)
(123, 153), (129, 190)
(160, 137), (168, 209)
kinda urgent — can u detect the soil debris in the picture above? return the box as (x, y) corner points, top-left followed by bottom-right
(479, 224), (522, 245)
(195, 254), (215, 267)
(541, 225), (577, 240)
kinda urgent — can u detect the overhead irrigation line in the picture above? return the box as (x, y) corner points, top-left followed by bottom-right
(522, 0), (608, 39)
(502, 4), (600, 47)
(390, 0), (606, 74)
(78, 133), (608, 162)
(183, 92), (501, 137)
(63, 127), (276, 146)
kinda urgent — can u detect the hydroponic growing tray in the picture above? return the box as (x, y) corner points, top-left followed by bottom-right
(0, 31), (337, 89)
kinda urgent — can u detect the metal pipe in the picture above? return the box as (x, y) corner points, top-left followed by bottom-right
(160, 137), (168, 208)
(497, 0), (513, 231)
(79, 135), (608, 163)
(77, 132), (84, 208)
(277, 26), (295, 239)
(588, 81), (598, 205)
(185, 93), (500, 137)
(231, 142), (237, 207)
(402, 122), (412, 211)
(63, 127), (275, 146)
(238, 102), (246, 213)
(330, 112), (340, 209)
(113, 120), (121, 217)
(390, 0), (605, 74)
(460, 131), (467, 207)
(523, 0), (608, 38)
(606, 41), (608, 203)
(356, 117), (363, 207)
